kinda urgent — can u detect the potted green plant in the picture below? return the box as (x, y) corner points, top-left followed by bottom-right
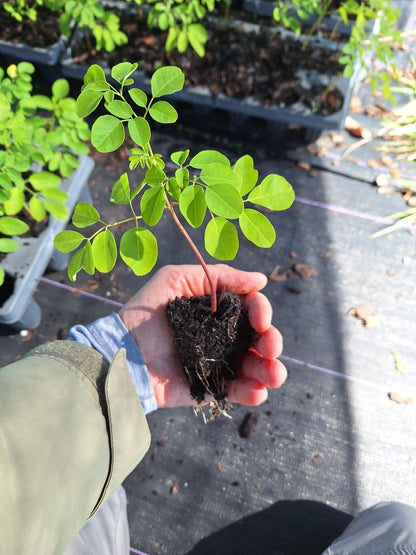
(0, 0), (68, 66)
(255, 0), (403, 103)
(0, 0), (129, 69)
(54, 61), (294, 416)
(58, 0), (365, 137)
(0, 61), (94, 330)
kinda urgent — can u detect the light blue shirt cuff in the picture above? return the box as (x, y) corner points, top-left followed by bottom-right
(69, 313), (158, 415)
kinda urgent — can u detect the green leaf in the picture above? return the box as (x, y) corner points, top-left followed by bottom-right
(0, 216), (29, 236)
(52, 79), (70, 100)
(200, 163), (241, 188)
(105, 99), (133, 119)
(111, 173), (131, 204)
(239, 208), (275, 247)
(44, 201), (68, 220)
(54, 230), (85, 253)
(177, 30), (188, 53)
(111, 62), (138, 84)
(83, 240), (95, 275)
(0, 266), (4, 287)
(17, 61), (35, 74)
(204, 217), (239, 260)
(140, 186), (166, 225)
(145, 166), (166, 187)
(179, 185), (206, 227)
(120, 227), (158, 275)
(166, 177), (181, 201)
(149, 100), (178, 124)
(171, 149), (189, 166)
(84, 80), (110, 92)
(188, 23), (207, 57)
(29, 196), (46, 221)
(233, 155), (258, 195)
(247, 175), (295, 211)
(67, 248), (84, 282)
(76, 89), (103, 118)
(72, 202), (100, 228)
(28, 171), (61, 190)
(41, 188), (69, 203)
(189, 150), (230, 169)
(151, 66), (184, 98)
(91, 115), (125, 152)
(0, 238), (19, 253)
(83, 64), (107, 85)
(92, 229), (117, 272)
(31, 95), (54, 110)
(3, 188), (25, 215)
(128, 117), (151, 148)
(205, 183), (243, 219)
(129, 88), (148, 108)
(175, 167), (189, 189)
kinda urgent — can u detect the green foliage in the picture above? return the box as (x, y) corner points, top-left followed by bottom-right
(272, 0), (402, 103)
(0, 62), (90, 287)
(146, 0), (217, 56)
(55, 62), (294, 282)
(59, 0), (128, 53)
(2, 0), (61, 23)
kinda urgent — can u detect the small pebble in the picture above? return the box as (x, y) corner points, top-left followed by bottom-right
(19, 330), (29, 338)
(402, 257), (411, 265)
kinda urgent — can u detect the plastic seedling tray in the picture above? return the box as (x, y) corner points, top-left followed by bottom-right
(0, 35), (68, 66)
(0, 155), (94, 331)
(61, 18), (363, 133)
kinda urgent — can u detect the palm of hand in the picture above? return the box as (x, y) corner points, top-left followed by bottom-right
(119, 265), (287, 408)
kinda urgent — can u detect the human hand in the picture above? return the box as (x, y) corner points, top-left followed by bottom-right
(119, 264), (287, 409)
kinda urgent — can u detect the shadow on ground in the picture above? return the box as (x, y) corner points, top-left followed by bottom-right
(187, 500), (353, 555)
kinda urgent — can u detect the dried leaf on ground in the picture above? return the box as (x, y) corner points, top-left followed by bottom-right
(269, 263), (317, 282)
(345, 116), (372, 139)
(293, 263), (318, 279)
(297, 161), (311, 171)
(388, 392), (412, 404)
(349, 306), (380, 327)
(349, 96), (363, 113)
(328, 131), (344, 146)
(170, 483), (180, 495)
(375, 174), (391, 187)
(238, 412), (260, 438)
(269, 265), (295, 282)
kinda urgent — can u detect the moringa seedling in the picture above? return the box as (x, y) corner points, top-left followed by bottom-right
(54, 62), (295, 312)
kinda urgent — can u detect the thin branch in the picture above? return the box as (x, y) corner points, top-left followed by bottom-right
(166, 202), (217, 313)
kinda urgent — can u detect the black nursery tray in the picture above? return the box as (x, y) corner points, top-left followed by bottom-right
(60, 18), (363, 133)
(0, 35), (67, 66)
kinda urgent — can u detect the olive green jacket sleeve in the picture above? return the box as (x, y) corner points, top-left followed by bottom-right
(0, 340), (151, 555)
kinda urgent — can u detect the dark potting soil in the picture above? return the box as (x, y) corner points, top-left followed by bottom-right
(166, 292), (253, 405)
(0, 7), (62, 48)
(71, 15), (344, 115)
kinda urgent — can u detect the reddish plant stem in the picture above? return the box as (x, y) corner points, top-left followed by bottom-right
(166, 203), (217, 313)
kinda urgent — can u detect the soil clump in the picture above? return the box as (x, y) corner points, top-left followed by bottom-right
(166, 292), (253, 409)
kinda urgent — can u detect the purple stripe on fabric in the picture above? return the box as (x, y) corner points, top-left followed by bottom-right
(294, 196), (387, 222)
(280, 354), (388, 391)
(39, 276), (123, 307)
(130, 547), (149, 555)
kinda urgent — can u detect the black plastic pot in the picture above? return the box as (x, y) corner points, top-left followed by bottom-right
(0, 155), (94, 331)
